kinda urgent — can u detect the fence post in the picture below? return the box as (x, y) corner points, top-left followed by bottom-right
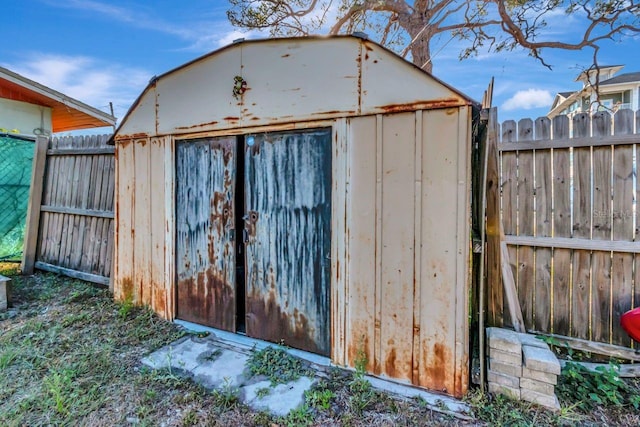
(21, 136), (48, 274)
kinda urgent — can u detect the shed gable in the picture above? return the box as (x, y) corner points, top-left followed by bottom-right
(116, 36), (471, 139)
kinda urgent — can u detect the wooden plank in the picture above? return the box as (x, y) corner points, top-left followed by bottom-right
(499, 133), (638, 151)
(552, 115), (572, 337)
(571, 113), (592, 340)
(559, 360), (640, 378)
(379, 112), (415, 383)
(39, 206), (114, 218)
(34, 261), (109, 286)
(40, 150), (57, 261)
(635, 110), (640, 349)
(539, 332), (640, 362)
(500, 120), (517, 327)
(345, 115), (377, 372)
(591, 111), (613, 343)
(500, 238), (525, 333)
(534, 117), (552, 332)
(517, 118), (535, 331)
(611, 109), (635, 346)
(22, 136), (49, 274)
(44, 151), (62, 262)
(504, 236), (640, 253)
(46, 147), (114, 156)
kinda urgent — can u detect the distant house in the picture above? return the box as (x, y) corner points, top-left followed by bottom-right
(0, 66), (116, 136)
(548, 65), (640, 119)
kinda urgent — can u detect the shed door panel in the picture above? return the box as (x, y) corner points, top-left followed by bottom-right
(176, 137), (236, 331)
(244, 128), (332, 355)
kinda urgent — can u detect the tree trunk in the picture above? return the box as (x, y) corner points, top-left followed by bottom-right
(411, 35), (432, 73)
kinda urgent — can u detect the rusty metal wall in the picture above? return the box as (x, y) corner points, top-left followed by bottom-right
(114, 136), (173, 318)
(114, 110), (471, 397)
(337, 107), (471, 397)
(245, 128), (332, 356)
(175, 137), (237, 330)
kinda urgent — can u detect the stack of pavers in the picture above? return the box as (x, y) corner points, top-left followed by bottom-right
(486, 327), (561, 410)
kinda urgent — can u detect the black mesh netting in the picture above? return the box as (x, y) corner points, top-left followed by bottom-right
(0, 136), (34, 260)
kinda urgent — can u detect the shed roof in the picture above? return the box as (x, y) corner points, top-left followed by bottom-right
(0, 66), (116, 133)
(115, 35), (475, 140)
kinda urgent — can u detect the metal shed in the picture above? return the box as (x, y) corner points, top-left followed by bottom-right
(113, 35), (474, 397)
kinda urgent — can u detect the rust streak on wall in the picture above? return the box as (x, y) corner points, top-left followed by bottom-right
(246, 289), (322, 355)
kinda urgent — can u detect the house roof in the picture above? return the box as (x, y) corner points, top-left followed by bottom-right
(114, 35), (476, 141)
(0, 66), (116, 132)
(558, 91), (574, 98)
(601, 72), (640, 86)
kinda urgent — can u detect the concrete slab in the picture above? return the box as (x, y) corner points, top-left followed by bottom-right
(142, 336), (219, 372)
(141, 321), (471, 419)
(366, 376), (470, 414)
(192, 349), (250, 389)
(243, 377), (315, 417)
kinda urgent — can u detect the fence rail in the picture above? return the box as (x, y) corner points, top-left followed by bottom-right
(489, 109), (640, 349)
(23, 134), (114, 285)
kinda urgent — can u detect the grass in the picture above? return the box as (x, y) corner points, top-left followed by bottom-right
(3, 262), (640, 426)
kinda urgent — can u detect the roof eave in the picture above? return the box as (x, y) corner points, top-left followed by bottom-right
(0, 66), (116, 129)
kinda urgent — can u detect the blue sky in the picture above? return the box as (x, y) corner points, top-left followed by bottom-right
(3, 0), (639, 132)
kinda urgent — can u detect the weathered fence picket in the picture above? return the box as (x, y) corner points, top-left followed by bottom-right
(23, 134), (114, 285)
(492, 109), (640, 351)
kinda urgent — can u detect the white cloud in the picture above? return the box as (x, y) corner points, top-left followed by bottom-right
(5, 53), (151, 123)
(502, 89), (554, 111)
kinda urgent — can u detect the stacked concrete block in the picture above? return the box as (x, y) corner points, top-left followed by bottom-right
(487, 327), (522, 399)
(486, 328), (561, 411)
(0, 275), (11, 311)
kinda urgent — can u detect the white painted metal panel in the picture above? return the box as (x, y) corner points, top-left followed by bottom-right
(418, 107), (470, 397)
(240, 39), (360, 127)
(117, 88), (157, 138)
(360, 41), (467, 114)
(133, 140), (151, 305)
(114, 139), (136, 302)
(379, 112), (416, 383)
(150, 137), (168, 318)
(156, 48), (242, 136)
(344, 115), (377, 371)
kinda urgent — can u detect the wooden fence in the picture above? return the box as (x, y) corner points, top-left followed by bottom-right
(488, 109), (640, 350)
(23, 134), (114, 285)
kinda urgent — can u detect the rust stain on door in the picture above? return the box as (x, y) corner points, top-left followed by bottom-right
(244, 128), (332, 356)
(176, 137), (237, 331)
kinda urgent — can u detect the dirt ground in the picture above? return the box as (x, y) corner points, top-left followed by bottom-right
(1, 262), (639, 426)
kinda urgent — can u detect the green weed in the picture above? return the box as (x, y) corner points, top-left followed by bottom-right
(256, 386), (272, 398)
(247, 345), (309, 385)
(558, 361), (640, 410)
(281, 405), (313, 427)
(305, 387), (335, 411)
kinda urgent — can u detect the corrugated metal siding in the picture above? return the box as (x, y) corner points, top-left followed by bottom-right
(245, 128), (332, 355)
(175, 137), (237, 330)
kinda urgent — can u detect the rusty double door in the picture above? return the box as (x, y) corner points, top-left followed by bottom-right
(175, 128), (332, 356)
